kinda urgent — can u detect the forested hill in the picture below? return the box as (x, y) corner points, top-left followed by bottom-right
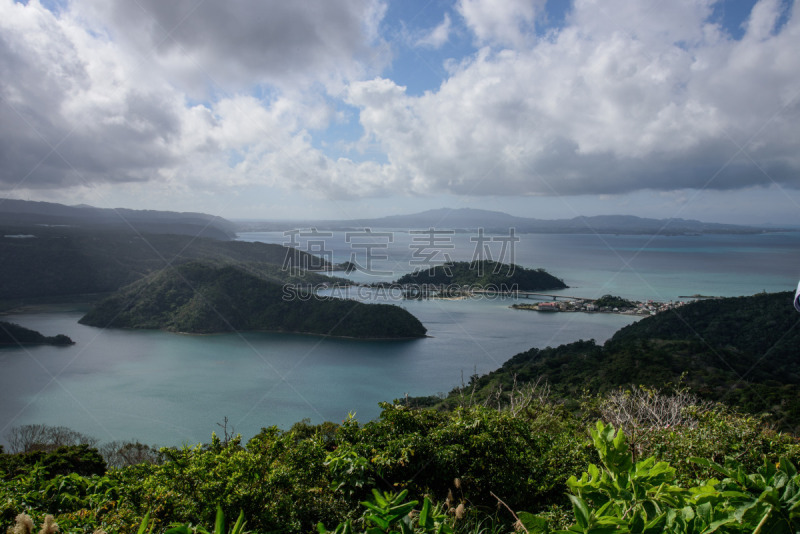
(395, 260), (567, 290)
(607, 291), (798, 359)
(0, 226), (329, 301)
(79, 261), (427, 339)
(425, 291), (800, 431)
(0, 199), (236, 240)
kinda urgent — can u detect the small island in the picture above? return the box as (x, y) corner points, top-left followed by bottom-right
(0, 321), (74, 346)
(393, 260), (567, 299)
(79, 261), (427, 339)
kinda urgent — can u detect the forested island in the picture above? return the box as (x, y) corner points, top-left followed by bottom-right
(395, 260), (567, 290)
(0, 321), (74, 346)
(79, 261), (426, 339)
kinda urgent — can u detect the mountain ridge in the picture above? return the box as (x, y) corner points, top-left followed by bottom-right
(0, 199), (237, 240)
(236, 207), (780, 235)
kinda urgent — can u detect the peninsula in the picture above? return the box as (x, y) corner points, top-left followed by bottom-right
(79, 261), (426, 339)
(510, 294), (686, 316)
(0, 321), (74, 346)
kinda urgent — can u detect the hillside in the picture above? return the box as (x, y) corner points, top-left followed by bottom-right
(0, 199), (236, 240)
(79, 261), (427, 339)
(0, 321), (74, 346)
(394, 260), (567, 290)
(423, 291), (800, 431)
(0, 225), (330, 302)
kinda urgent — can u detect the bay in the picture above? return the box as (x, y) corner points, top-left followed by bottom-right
(1, 231), (798, 448)
(240, 230), (800, 300)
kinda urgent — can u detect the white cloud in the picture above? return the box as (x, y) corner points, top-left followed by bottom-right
(745, 0), (784, 40)
(457, 0), (545, 48)
(0, 0), (179, 189)
(1, 0), (799, 212)
(74, 0), (388, 95)
(343, 0), (800, 198)
(0, 0), (387, 196)
(415, 14), (452, 48)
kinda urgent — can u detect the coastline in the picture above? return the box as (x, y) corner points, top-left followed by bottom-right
(510, 297), (687, 316)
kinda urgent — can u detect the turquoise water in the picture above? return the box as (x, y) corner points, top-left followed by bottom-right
(241, 231), (800, 300)
(1, 232), (798, 448)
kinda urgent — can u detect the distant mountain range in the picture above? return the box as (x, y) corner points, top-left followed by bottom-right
(237, 207), (783, 235)
(0, 200), (786, 237)
(0, 199), (237, 240)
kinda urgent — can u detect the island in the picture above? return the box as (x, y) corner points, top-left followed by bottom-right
(0, 321), (74, 346)
(393, 260), (567, 299)
(79, 261), (427, 339)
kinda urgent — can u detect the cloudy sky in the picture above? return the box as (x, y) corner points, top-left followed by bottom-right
(1, 0), (799, 224)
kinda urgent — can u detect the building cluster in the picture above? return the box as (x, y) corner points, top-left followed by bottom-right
(533, 299), (687, 315)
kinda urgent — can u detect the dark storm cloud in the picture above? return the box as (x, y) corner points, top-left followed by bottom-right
(82, 0), (385, 90)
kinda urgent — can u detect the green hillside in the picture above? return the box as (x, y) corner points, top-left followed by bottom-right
(395, 260), (567, 290)
(423, 291), (800, 431)
(79, 261), (426, 339)
(0, 225), (330, 302)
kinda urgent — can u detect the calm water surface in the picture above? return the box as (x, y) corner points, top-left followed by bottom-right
(1, 231), (798, 447)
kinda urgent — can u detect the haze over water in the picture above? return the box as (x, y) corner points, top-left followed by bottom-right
(1, 231), (798, 448)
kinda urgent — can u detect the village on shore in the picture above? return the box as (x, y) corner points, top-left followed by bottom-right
(510, 295), (693, 316)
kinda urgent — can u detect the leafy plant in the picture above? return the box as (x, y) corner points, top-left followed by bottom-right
(325, 446), (374, 498)
(522, 421), (800, 534)
(166, 505), (247, 534)
(690, 456), (800, 533)
(318, 489), (452, 534)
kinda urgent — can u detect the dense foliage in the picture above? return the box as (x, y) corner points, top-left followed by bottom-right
(2, 396), (798, 534)
(0, 320), (73, 346)
(523, 421), (800, 533)
(592, 295), (636, 309)
(79, 261), (427, 338)
(0, 445), (105, 479)
(423, 292), (800, 432)
(395, 261), (567, 290)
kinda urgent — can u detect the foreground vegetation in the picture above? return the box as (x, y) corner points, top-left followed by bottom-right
(2, 390), (798, 534)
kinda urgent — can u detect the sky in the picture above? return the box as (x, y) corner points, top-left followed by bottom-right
(1, 0), (799, 224)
